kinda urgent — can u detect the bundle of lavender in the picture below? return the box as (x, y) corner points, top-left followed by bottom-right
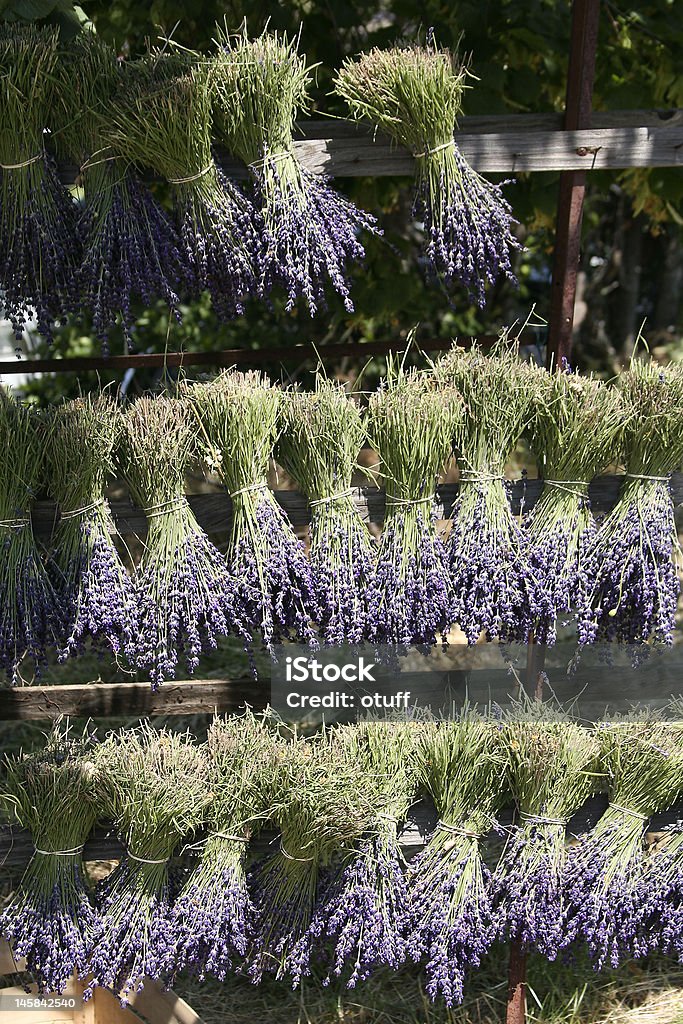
(105, 57), (258, 321)
(0, 725), (97, 993)
(405, 713), (508, 1006)
(564, 719), (683, 968)
(277, 381), (376, 644)
(0, 25), (80, 341)
(308, 720), (422, 986)
(492, 712), (602, 959)
(189, 372), (314, 649)
(46, 395), (137, 663)
(525, 371), (624, 644)
(54, 36), (186, 351)
(88, 727), (210, 1001)
(172, 711), (284, 980)
(0, 392), (60, 683)
(335, 43), (519, 304)
(120, 397), (238, 686)
(434, 344), (547, 644)
(579, 360), (683, 650)
(212, 26), (378, 314)
(640, 811), (683, 960)
(366, 369), (459, 646)
(247, 731), (380, 985)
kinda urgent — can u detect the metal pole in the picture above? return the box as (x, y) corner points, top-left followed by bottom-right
(546, 0), (601, 370)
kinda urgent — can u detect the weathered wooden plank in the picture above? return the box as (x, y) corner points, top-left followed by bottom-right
(0, 678), (265, 720)
(27, 472), (683, 542)
(56, 111), (683, 185)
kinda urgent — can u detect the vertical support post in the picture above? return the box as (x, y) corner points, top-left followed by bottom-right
(546, 0), (601, 369)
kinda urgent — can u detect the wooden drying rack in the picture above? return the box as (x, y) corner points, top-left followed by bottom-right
(1, 2), (682, 1020)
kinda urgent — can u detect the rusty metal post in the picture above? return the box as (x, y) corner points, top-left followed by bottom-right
(547, 0), (601, 370)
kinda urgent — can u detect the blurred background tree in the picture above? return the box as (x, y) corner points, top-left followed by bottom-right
(2, 0), (682, 398)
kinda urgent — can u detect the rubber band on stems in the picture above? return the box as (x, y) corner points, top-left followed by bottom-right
(459, 471), (505, 484)
(437, 820), (482, 840)
(141, 498), (187, 519)
(229, 482), (269, 500)
(413, 139), (455, 159)
(608, 802), (649, 822)
(543, 480), (589, 500)
(248, 151), (291, 172)
(127, 850), (170, 865)
(0, 518), (29, 530)
(385, 495), (433, 508)
(309, 489), (353, 507)
(520, 812), (568, 827)
(168, 162), (215, 185)
(60, 498), (107, 520)
(279, 841), (314, 863)
(0, 154), (42, 170)
(34, 844), (84, 857)
(376, 812), (399, 824)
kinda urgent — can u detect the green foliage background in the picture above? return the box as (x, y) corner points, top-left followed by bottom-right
(3, 0), (682, 396)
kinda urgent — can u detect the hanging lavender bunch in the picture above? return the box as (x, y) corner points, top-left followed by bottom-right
(492, 712), (601, 960)
(308, 720), (422, 986)
(434, 343), (547, 644)
(0, 25), (80, 342)
(277, 381), (377, 644)
(105, 57), (258, 321)
(564, 719), (683, 969)
(578, 360), (683, 651)
(212, 26), (378, 314)
(46, 395), (137, 663)
(88, 727), (210, 1002)
(366, 368), (460, 646)
(120, 397), (239, 687)
(335, 43), (520, 304)
(188, 372), (315, 650)
(53, 36), (186, 353)
(0, 391), (61, 683)
(640, 815), (683, 960)
(247, 731), (380, 985)
(172, 711), (284, 981)
(0, 724), (98, 993)
(406, 713), (508, 1006)
(524, 371), (624, 644)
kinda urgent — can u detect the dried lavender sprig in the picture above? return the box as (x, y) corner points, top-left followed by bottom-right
(0, 392), (61, 683)
(172, 711), (285, 981)
(46, 395), (138, 663)
(579, 360), (683, 650)
(247, 730), (382, 985)
(405, 713), (508, 1007)
(105, 57), (258, 321)
(492, 710), (602, 959)
(53, 35), (187, 352)
(367, 367), (460, 647)
(524, 370), (625, 643)
(188, 372), (315, 650)
(564, 719), (683, 968)
(335, 43), (520, 304)
(308, 720), (423, 986)
(433, 343), (548, 644)
(0, 25), (80, 342)
(0, 724), (99, 993)
(120, 397), (239, 687)
(277, 381), (376, 644)
(212, 26), (378, 314)
(88, 727), (210, 1002)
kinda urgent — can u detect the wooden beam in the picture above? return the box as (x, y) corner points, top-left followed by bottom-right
(24, 473), (683, 542)
(0, 336), (504, 378)
(53, 110), (683, 183)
